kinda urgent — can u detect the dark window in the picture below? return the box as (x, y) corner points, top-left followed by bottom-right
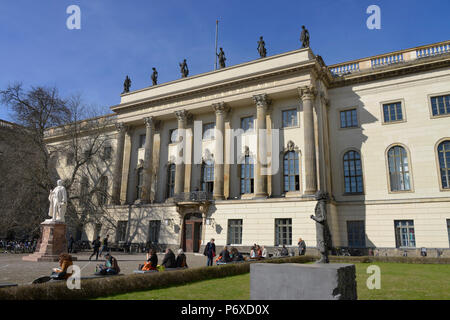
(241, 116), (254, 133)
(80, 177), (89, 206)
(340, 109), (358, 128)
(227, 219), (243, 245)
(347, 221), (366, 248)
(275, 218), (292, 246)
(431, 95), (450, 117)
(116, 221), (128, 242)
(169, 129), (178, 144)
(438, 140), (450, 189)
(383, 102), (403, 123)
(282, 109), (298, 128)
(139, 134), (146, 148)
(202, 123), (215, 140)
(98, 176), (108, 206)
(240, 156), (254, 194)
(167, 163), (176, 198)
(148, 220), (161, 244)
(136, 168), (144, 200)
(66, 152), (74, 165)
(394, 220), (416, 248)
(102, 146), (112, 161)
(284, 151), (300, 192)
(343, 150), (363, 194)
(388, 146), (411, 191)
(201, 160), (214, 193)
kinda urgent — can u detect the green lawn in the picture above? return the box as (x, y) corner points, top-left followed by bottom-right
(99, 262), (450, 300)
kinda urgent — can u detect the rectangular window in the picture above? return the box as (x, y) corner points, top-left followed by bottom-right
(275, 218), (292, 246)
(169, 129), (178, 144)
(227, 219), (243, 245)
(139, 134), (146, 148)
(447, 219), (450, 248)
(383, 102), (403, 123)
(431, 94), (450, 117)
(282, 109), (298, 128)
(202, 123), (215, 140)
(66, 152), (74, 165)
(148, 220), (161, 244)
(241, 116), (254, 133)
(394, 220), (416, 248)
(102, 146), (112, 161)
(347, 221), (366, 248)
(116, 221), (128, 242)
(340, 109), (358, 128)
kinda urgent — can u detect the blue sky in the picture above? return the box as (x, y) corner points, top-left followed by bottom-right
(1, 0), (449, 122)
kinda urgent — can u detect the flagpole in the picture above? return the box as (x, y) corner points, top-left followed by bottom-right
(214, 20), (219, 70)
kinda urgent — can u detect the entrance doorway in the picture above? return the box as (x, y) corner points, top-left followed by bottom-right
(183, 213), (202, 252)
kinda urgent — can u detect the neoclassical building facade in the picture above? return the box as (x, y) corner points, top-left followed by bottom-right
(47, 40), (450, 256)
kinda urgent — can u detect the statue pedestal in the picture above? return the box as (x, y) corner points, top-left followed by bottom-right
(23, 220), (76, 262)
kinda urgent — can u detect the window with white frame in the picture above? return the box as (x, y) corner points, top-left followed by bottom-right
(430, 94), (450, 117)
(282, 109), (298, 128)
(394, 220), (416, 248)
(340, 109), (358, 128)
(275, 218), (292, 246)
(437, 140), (450, 189)
(227, 219), (242, 245)
(387, 146), (411, 192)
(383, 102), (403, 123)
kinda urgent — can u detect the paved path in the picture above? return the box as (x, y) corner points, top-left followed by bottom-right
(0, 252), (208, 286)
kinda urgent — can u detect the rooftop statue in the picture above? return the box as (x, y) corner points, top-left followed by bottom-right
(257, 36), (267, 58)
(217, 47), (226, 69)
(151, 67), (158, 86)
(179, 59), (189, 78)
(300, 25), (310, 48)
(123, 75), (131, 93)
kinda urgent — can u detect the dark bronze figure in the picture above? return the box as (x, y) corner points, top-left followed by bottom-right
(310, 191), (332, 263)
(151, 67), (158, 85)
(123, 75), (131, 93)
(257, 36), (267, 58)
(217, 47), (226, 69)
(179, 59), (189, 78)
(300, 25), (310, 48)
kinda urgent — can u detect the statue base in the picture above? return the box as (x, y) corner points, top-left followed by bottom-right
(23, 220), (77, 262)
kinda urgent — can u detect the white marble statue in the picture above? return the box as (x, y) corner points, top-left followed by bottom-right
(46, 180), (67, 223)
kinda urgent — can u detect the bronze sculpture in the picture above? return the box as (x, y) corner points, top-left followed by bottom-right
(179, 59), (189, 78)
(310, 190), (332, 263)
(257, 36), (267, 58)
(151, 67), (158, 85)
(123, 75), (131, 93)
(217, 48), (226, 69)
(300, 25), (310, 48)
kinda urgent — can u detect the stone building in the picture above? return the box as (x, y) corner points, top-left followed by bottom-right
(47, 40), (450, 256)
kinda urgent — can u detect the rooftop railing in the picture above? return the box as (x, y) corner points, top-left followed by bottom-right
(329, 40), (450, 77)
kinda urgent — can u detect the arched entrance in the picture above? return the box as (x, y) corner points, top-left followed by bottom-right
(183, 213), (203, 252)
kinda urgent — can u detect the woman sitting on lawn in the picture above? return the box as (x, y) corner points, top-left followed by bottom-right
(175, 249), (188, 268)
(51, 253), (73, 279)
(141, 249), (158, 271)
(97, 253), (120, 275)
(161, 248), (177, 268)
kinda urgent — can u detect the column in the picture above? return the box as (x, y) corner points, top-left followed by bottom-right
(212, 102), (229, 200)
(174, 110), (189, 196)
(119, 128), (133, 204)
(141, 117), (155, 203)
(300, 85), (318, 195)
(112, 123), (127, 205)
(253, 94), (271, 198)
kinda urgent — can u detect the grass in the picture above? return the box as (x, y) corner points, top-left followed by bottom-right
(99, 262), (450, 300)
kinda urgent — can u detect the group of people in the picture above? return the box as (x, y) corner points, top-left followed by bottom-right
(139, 248), (188, 271)
(0, 239), (36, 253)
(250, 244), (268, 259)
(203, 238), (245, 265)
(89, 235), (110, 261)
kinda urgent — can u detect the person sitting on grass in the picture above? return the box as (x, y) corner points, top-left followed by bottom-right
(50, 253), (73, 280)
(175, 249), (188, 268)
(161, 248), (176, 268)
(216, 246), (232, 264)
(97, 253), (120, 275)
(140, 248), (158, 271)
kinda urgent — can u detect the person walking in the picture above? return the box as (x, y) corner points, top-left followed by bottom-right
(89, 236), (101, 261)
(68, 234), (74, 253)
(99, 235), (109, 257)
(298, 237), (306, 256)
(203, 238), (216, 266)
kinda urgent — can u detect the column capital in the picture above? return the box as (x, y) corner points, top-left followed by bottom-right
(174, 110), (191, 122)
(299, 85), (317, 100)
(115, 122), (129, 133)
(253, 93), (271, 110)
(212, 102), (230, 115)
(144, 116), (155, 129)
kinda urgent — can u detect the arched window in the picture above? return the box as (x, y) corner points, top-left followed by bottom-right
(387, 146), (411, 191)
(240, 156), (254, 194)
(167, 163), (176, 198)
(438, 140), (450, 189)
(343, 150), (363, 194)
(136, 168), (144, 200)
(284, 151), (300, 192)
(201, 160), (214, 193)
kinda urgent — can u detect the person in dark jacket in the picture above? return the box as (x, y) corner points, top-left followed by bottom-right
(68, 235), (74, 253)
(298, 237), (306, 256)
(141, 249), (158, 271)
(280, 244), (289, 256)
(99, 235), (109, 257)
(175, 249), (188, 268)
(230, 247), (244, 262)
(161, 248), (176, 268)
(89, 236), (101, 261)
(217, 246), (232, 263)
(203, 238), (216, 266)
